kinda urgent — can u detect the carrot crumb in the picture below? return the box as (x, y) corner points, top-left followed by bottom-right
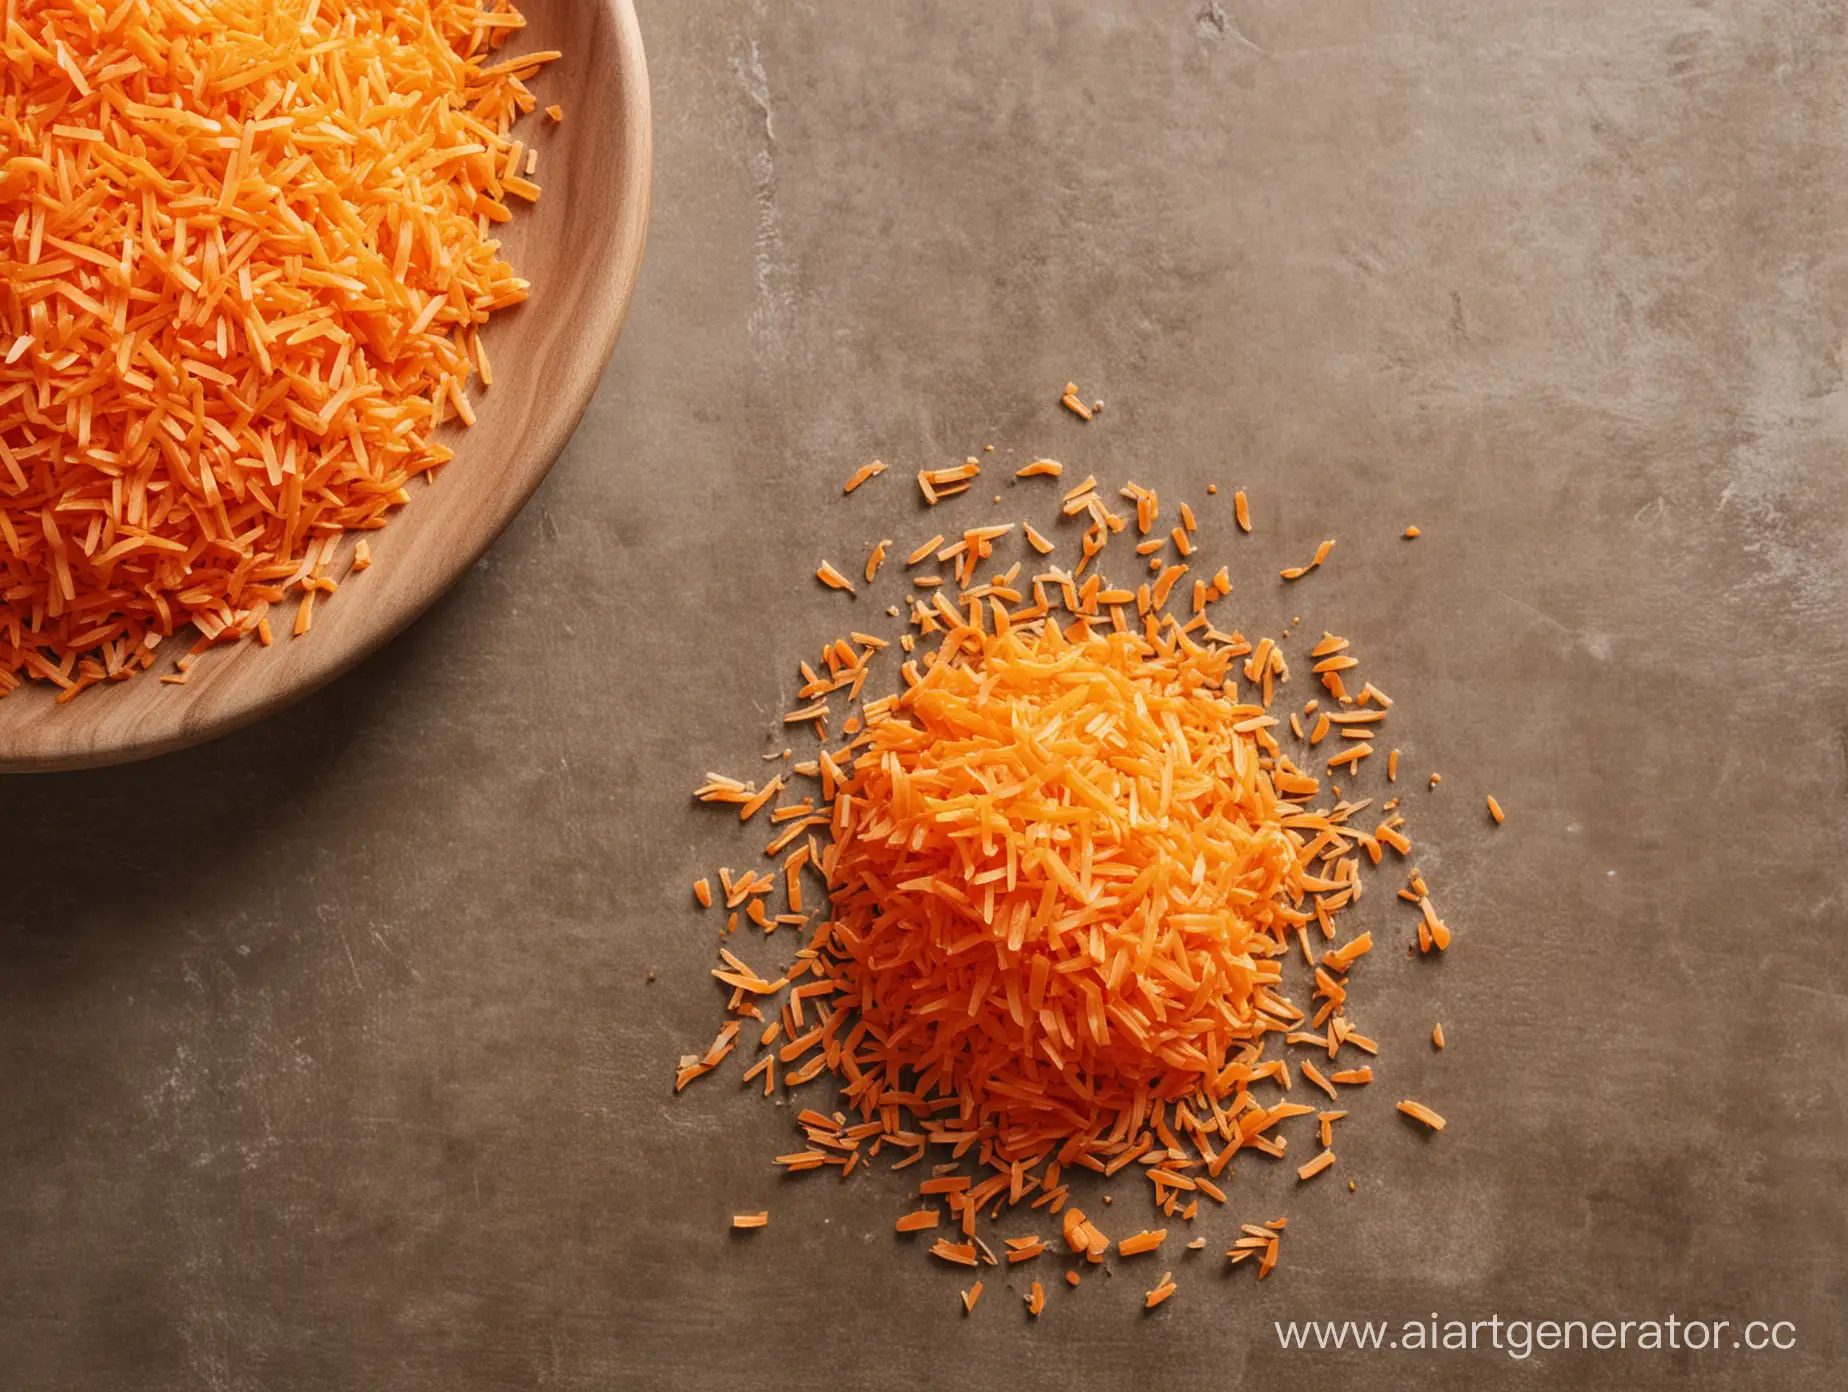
(1486, 794), (1504, 824)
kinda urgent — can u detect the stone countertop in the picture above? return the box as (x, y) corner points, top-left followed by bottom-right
(2, 2), (1844, 1388)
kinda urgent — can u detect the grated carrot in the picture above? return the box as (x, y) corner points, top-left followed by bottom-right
(0, 0), (555, 698)
(1016, 460), (1063, 479)
(844, 461), (888, 494)
(1397, 1100), (1446, 1131)
(816, 562), (856, 594)
(1234, 490), (1251, 533)
(865, 540), (891, 584)
(1281, 540), (1336, 582)
(1403, 526), (1420, 539)
(1432, 1023), (1445, 1049)
(732, 1212), (769, 1228)
(930, 1239), (978, 1267)
(1117, 1229), (1167, 1256)
(1487, 794), (1504, 824)
(681, 406), (1478, 1311)
(1144, 1273), (1177, 1308)
(1296, 1150), (1336, 1181)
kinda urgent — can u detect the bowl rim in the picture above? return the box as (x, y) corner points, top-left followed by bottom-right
(0, 0), (653, 774)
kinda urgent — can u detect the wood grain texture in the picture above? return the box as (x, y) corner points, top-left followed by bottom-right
(0, 0), (651, 773)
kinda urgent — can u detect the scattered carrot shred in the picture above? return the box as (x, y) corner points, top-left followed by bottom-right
(1117, 1228), (1167, 1256)
(1281, 540), (1336, 582)
(1144, 1273), (1177, 1308)
(732, 1212), (769, 1229)
(1403, 525), (1421, 539)
(844, 461), (888, 493)
(693, 878), (712, 908)
(1487, 794), (1504, 824)
(1296, 1150), (1336, 1181)
(1397, 1100), (1446, 1131)
(1432, 1023), (1446, 1049)
(1234, 491), (1251, 533)
(816, 562), (856, 594)
(1016, 460), (1063, 479)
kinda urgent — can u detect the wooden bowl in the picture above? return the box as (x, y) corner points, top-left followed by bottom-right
(0, 0), (651, 773)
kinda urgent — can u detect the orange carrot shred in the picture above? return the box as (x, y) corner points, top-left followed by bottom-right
(1397, 1100), (1446, 1131)
(678, 442), (1474, 1311)
(844, 461), (888, 493)
(866, 540), (891, 584)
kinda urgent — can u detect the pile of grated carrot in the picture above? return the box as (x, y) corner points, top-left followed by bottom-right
(686, 410), (1472, 1314)
(0, 0), (556, 698)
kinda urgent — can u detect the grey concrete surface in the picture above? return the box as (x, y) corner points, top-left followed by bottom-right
(3, 1), (1846, 1388)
